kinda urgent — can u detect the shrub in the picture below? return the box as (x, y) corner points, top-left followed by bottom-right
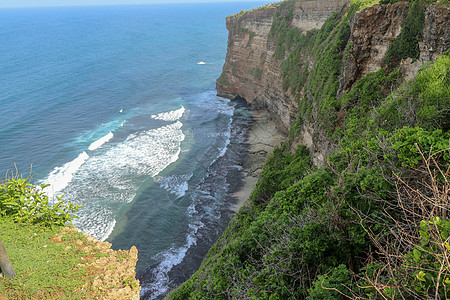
(384, 0), (425, 64)
(378, 53), (450, 131)
(358, 148), (450, 299)
(0, 173), (81, 227)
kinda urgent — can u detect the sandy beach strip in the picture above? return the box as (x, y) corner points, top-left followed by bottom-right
(231, 109), (286, 212)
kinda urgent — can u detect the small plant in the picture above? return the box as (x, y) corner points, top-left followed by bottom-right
(0, 171), (81, 227)
(123, 277), (138, 288)
(359, 146), (450, 299)
(217, 71), (230, 86)
(250, 67), (263, 79)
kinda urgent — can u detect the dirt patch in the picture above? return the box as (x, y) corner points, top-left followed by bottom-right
(53, 227), (141, 300)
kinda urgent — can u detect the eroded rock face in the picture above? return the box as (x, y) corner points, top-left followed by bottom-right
(339, 2), (450, 95)
(217, 0), (350, 133)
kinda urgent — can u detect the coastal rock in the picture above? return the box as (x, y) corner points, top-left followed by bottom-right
(52, 227), (141, 300)
(339, 2), (450, 95)
(217, 0), (350, 133)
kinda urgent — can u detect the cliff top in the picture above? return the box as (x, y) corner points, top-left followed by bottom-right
(228, 0), (311, 20)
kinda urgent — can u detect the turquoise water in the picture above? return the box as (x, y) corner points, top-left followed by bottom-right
(0, 2), (265, 298)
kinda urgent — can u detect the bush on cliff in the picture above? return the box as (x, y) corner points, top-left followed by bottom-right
(0, 172), (81, 228)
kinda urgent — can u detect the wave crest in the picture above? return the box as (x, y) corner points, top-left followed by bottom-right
(152, 106), (185, 122)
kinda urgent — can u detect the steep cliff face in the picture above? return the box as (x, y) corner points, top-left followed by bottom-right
(218, 0), (449, 163)
(217, 0), (350, 133)
(339, 2), (450, 95)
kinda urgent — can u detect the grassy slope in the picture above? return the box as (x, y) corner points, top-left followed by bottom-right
(0, 217), (140, 299)
(0, 218), (101, 299)
(169, 0), (449, 299)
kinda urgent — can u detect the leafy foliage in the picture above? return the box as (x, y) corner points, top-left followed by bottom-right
(0, 173), (81, 227)
(384, 0), (425, 64)
(378, 54), (450, 131)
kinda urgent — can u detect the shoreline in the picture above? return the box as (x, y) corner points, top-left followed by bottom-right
(231, 109), (286, 212)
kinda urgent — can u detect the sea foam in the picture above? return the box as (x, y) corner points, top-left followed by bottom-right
(88, 132), (114, 151)
(158, 173), (192, 198)
(143, 204), (204, 299)
(44, 151), (89, 198)
(151, 106), (185, 122)
(51, 120), (185, 241)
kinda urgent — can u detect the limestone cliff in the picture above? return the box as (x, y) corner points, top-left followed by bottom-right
(217, 0), (350, 133)
(339, 1), (450, 95)
(217, 0), (449, 165)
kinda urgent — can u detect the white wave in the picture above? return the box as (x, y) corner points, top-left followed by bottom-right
(197, 61), (207, 65)
(44, 151), (89, 198)
(120, 109), (123, 113)
(209, 115), (233, 167)
(100, 219), (116, 242)
(158, 174), (192, 198)
(72, 205), (116, 242)
(88, 132), (114, 151)
(144, 213), (204, 299)
(152, 106), (185, 122)
(56, 121), (185, 241)
(217, 136), (231, 159)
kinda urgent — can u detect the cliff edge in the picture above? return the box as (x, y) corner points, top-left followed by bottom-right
(217, 0), (350, 133)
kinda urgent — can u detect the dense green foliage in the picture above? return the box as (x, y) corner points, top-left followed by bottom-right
(380, 0), (438, 4)
(170, 0), (450, 298)
(383, 0), (426, 64)
(378, 54), (450, 131)
(0, 174), (81, 228)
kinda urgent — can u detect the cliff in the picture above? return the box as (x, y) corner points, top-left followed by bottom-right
(170, 0), (449, 298)
(217, 0), (350, 133)
(217, 0), (449, 165)
(339, 1), (450, 94)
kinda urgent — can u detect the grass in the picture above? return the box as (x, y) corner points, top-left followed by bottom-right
(0, 217), (104, 299)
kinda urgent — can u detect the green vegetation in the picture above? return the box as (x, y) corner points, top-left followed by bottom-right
(0, 173), (102, 298)
(229, 0), (313, 21)
(170, 0), (450, 298)
(378, 54), (450, 131)
(0, 218), (105, 299)
(380, 0), (438, 4)
(217, 71), (230, 86)
(249, 67), (263, 79)
(384, 0), (426, 64)
(0, 173), (81, 228)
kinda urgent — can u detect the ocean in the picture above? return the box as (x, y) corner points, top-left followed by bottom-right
(0, 2), (266, 298)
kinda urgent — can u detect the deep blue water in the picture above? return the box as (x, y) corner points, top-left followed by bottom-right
(0, 2), (265, 298)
